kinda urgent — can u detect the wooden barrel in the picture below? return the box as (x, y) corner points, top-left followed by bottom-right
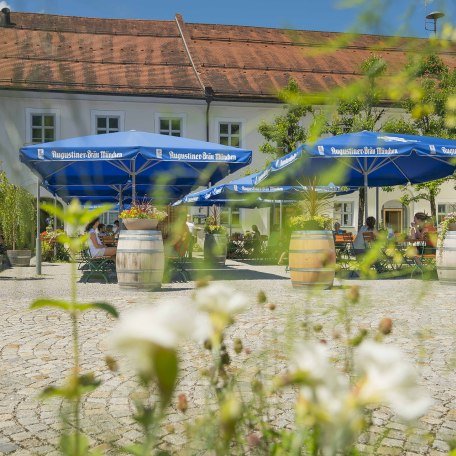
(204, 234), (227, 265)
(6, 249), (31, 267)
(116, 230), (165, 290)
(437, 231), (456, 285)
(289, 231), (336, 289)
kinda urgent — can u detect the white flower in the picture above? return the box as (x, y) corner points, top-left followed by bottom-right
(291, 342), (334, 382)
(355, 340), (432, 420)
(110, 300), (211, 373)
(292, 343), (361, 455)
(193, 283), (249, 317)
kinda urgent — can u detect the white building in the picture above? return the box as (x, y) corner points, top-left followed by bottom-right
(0, 9), (455, 234)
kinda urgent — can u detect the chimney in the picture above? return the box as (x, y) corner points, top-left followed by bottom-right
(0, 8), (13, 27)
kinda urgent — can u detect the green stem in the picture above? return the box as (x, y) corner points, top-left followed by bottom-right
(70, 254), (81, 455)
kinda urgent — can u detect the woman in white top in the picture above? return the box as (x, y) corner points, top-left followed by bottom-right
(86, 218), (116, 258)
(353, 216), (378, 253)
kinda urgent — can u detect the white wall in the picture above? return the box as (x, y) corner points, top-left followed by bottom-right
(1, 89), (455, 228)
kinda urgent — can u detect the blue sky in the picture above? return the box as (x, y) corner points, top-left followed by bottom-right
(2, 0), (455, 38)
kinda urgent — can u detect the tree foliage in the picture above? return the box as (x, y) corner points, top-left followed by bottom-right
(258, 79), (313, 158)
(383, 55), (456, 219)
(0, 169), (35, 250)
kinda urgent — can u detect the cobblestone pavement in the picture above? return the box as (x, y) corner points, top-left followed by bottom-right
(0, 261), (455, 455)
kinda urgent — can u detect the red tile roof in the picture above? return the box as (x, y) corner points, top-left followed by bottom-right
(1, 11), (455, 101)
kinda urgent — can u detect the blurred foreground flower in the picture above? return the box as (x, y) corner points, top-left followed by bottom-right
(193, 283), (249, 341)
(194, 283), (248, 317)
(286, 340), (431, 455)
(355, 340), (432, 420)
(111, 301), (210, 403)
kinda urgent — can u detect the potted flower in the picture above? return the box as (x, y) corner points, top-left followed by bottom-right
(437, 212), (456, 284)
(0, 170), (35, 267)
(204, 215), (228, 265)
(119, 202), (167, 230)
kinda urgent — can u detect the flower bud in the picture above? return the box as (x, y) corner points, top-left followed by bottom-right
(247, 432), (261, 448)
(245, 347), (252, 355)
(257, 290), (267, 304)
(233, 338), (243, 354)
(267, 303), (276, 311)
(379, 317), (393, 335)
(104, 355), (118, 372)
(203, 339), (212, 350)
(313, 324), (323, 333)
(177, 393), (188, 413)
(346, 285), (360, 303)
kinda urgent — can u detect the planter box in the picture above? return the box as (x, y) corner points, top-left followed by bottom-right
(7, 249), (32, 267)
(122, 218), (159, 230)
(0, 254), (9, 272)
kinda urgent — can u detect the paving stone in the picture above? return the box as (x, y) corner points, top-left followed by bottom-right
(0, 261), (455, 455)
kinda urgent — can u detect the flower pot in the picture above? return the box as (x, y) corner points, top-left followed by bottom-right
(289, 230), (336, 289)
(7, 249), (32, 267)
(204, 233), (227, 265)
(122, 218), (159, 230)
(437, 230), (456, 285)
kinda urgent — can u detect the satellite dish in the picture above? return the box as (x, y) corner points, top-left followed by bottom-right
(425, 10), (445, 34)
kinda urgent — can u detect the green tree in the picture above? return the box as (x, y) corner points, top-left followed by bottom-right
(258, 79), (312, 158)
(382, 55), (456, 220)
(0, 169), (35, 250)
(326, 55), (388, 228)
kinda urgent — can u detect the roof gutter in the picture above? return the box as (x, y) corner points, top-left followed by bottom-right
(175, 14), (214, 141)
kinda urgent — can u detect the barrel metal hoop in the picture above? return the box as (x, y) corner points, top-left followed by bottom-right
(289, 249), (334, 254)
(117, 249), (164, 253)
(117, 269), (164, 273)
(290, 267), (334, 272)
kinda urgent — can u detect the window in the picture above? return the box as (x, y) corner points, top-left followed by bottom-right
(219, 122), (241, 147)
(31, 114), (55, 143)
(220, 208), (240, 227)
(334, 202), (354, 227)
(91, 110), (124, 135)
(437, 203), (456, 224)
(159, 118), (182, 136)
(96, 116), (120, 134)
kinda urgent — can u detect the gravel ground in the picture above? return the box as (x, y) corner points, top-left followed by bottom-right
(0, 260), (455, 455)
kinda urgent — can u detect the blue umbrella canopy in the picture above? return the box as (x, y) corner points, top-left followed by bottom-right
(173, 172), (308, 206)
(20, 131), (252, 202)
(255, 131), (456, 188)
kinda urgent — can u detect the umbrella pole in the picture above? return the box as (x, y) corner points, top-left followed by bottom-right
(229, 207), (232, 237)
(53, 196), (57, 258)
(375, 187), (379, 229)
(36, 178), (41, 275)
(119, 186), (123, 213)
(363, 162), (368, 223)
(279, 200), (283, 235)
(132, 160), (136, 204)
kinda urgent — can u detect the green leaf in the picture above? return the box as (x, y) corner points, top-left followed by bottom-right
(153, 348), (178, 407)
(30, 299), (119, 318)
(40, 373), (101, 401)
(31, 299), (72, 312)
(122, 444), (144, 456)
(60, 432), (90, 456)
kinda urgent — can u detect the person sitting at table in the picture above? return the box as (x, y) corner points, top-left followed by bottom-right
(333, 222), (345, 235)
(353, 216), (378, 254)
(85, 218), (116, 258)
(96, 223), (107, 237)
(112, 220), (120, 235)
(251, 225), (262, 256)
(409, 212), (437, 253)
